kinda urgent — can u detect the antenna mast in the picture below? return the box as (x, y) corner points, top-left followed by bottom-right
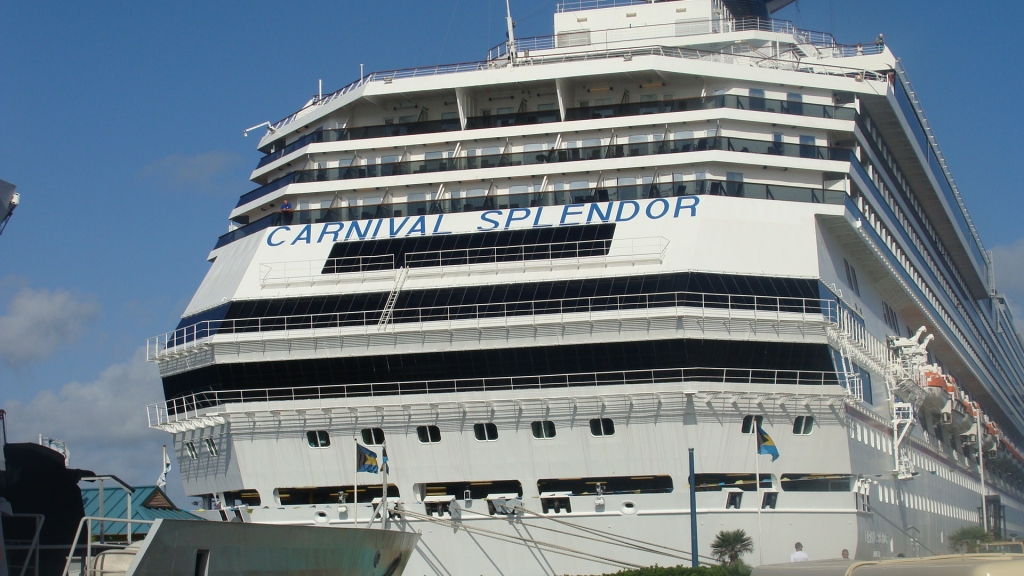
(505, 0), (516, 65)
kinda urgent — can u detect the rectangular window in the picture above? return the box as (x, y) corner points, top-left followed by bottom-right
(725, 172), (744, 197)
(473, 422), (498, 441)
(726, 491), (743, 509)
(306, 430), (331, 448)
(277, 484), (399, 505)
(793, 416), (814, 435)
(538, 476), (672, 496)
(361, 428), (385, 445)
(741, 415), (764, 434)
(749, 88), (766, 111)
(694, 474), (770, 492)
(417, 425), (441, 444)
(785, 92), (804, 116)
(589, 418), (615, 437)
(531, 420), (556, 439)
(204, 437), (219, 457)
(185, 441), (198, 460)
(761, 491), (778, 509)
(223, 490), (261, 507)
(799, 135), (816, 159)
(856, 366), (874, 405)
(843, 258), (861, 296)
(780, 474), (853, 492)
(882, 301), (900, 333)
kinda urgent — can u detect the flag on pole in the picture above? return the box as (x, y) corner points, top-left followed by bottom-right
(156, 444), (171, 489)
(756, 426), (780, 461)
(356, 444), (380, 473)
(381, 445), (390, 474)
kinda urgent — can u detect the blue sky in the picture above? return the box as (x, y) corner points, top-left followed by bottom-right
(1, 0), (1022, 505)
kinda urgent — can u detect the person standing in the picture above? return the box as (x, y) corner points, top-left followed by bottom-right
(790, 542), (810, 562)
(841, 549), (850, 559)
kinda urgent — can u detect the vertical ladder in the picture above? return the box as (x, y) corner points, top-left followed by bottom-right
(377, 267), (409, 330)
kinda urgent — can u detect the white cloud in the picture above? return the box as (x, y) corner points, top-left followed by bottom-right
(138, 151), (245, 195)
(2, 350), (183, 502)
(0, 286), (98, 369)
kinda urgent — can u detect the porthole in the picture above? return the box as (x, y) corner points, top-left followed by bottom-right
(373, 550), (382, 568)
(621, 501), (636, 514)
(314, 511), (329, 524)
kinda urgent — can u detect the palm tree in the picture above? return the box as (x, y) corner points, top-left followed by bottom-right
(711, 529), (755, 565)
(948, 525), (992, 553)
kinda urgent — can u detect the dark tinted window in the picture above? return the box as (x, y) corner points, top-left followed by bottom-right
(741, 415), (764, 434)
(416, 425), (441, 444)
(473, 423), (498, 441)
(531, 421), (556, 439)
(538, 475), (672, 496)
(361, 428), (385, 444)
(590, 418), (614, 437)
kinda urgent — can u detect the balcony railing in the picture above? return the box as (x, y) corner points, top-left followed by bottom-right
(147, 290), (836, 360)
(237, 135), (851, 209)
(148, 365), (843, 426)
(258, 236), (669, 287)
(270, 26), (886, 134)
(218, 179), (844, 250)
(490, 16), (846, 60)
(254, 93), (852, 176)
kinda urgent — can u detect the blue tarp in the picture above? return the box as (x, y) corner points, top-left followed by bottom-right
(80, 485), (200, 534)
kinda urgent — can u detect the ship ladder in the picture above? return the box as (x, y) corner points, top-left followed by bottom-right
(377, 266), (408, 330)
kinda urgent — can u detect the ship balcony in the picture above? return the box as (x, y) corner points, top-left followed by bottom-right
(146, 289), (838, 365)
(252, 93), (854, 180)
(257, 236), (668, 288)
(146, 364), (845, 432)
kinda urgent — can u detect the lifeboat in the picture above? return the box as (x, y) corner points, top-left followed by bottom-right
(941, 397), (974, 435)
(919, 368), (952, 416)
(983, 420), (1001, 454)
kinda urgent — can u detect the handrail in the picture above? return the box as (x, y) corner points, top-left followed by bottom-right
(61, 517), (156, 576)
(4, 514), (44, 576)
(147, 290), (836, 360)
(237, 134), (852, 209)
(269, 28), (886, 133)
(147, 365), (844, 427)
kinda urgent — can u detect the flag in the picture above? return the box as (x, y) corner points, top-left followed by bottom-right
(356, 444), (379, 473)
(381, 445), (390, 474)
(756, 426), (780, 461)
(156, 445), (171, 489)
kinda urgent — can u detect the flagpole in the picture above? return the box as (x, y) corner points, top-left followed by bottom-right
(381, 440), (388, 530)
(353, 437), (358, 527)
(755, 430), (764, 566)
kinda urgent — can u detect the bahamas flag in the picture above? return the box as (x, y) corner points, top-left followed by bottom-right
(356, 444), (379, 473)
(756, 426), (780, 461)
(381, 445), (390, 474)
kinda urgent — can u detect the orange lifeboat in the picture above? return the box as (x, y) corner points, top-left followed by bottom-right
(919, 368), (951, 416)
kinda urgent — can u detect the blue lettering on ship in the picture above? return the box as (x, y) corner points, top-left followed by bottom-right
(265, 197), (699, 246)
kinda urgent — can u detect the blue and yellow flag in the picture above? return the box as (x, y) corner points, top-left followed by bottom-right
(756, 426), (780, 461)
(381, 445), (390, 474)
(356, 444), (379, 473)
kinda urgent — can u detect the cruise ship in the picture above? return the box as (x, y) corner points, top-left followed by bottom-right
(145, 0), (1024, 572)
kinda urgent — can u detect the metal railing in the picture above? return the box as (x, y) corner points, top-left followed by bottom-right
(60, 517), (155, 576)
(269, 24), (885, 133)
(147, 290), (835, 360)
(3, 514), (44, 576)
(489, 17), (846, 61)
(258, 237), (667, 287)
(556, 0), (649, 11)
(147, 366), (843, 427)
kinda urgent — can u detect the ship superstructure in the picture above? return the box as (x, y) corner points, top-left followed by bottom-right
(146, 0), (1024, 572)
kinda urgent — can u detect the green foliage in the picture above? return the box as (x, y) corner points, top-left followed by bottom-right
(948, 525), (992, 553)
(720, 560), (752, 576)
(710, 529), (755, 565)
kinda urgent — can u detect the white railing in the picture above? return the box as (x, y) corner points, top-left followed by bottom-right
(556, 0), (649, 12)
(147, 365), (845, 428)
(271, 21), (882, 132)
(61, 517), (156, 576)
(146, 290), (837, 361)
(260, 254), (398, 287)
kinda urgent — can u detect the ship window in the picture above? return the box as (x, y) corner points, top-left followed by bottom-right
(843, 259), (861, 296)
(473, 423), (498, 441)
(276, 484), (399, 505)
(361, 428), (385, 445)
(538, 475), (672, 496)
(749, 88), (766, 111)
(741, 415), (764, 434)
(799, 135), (816, 159)
(589, 418), (615, 437)
(423, 480), (522, 500)
(793, 416), (814, 435)
(441, 111), (460, 119)
(694, 474), (770, 492)
(497, 107), (514, 115)
(223, 490), (262, 507)
(537, 103), (558, 111)
(417, 425), (441, 444)
(780, 474), (853, 492)
(306, 430), (331, 448)
(204, 438), (219, 457)
(726, 491), (743, 509)
(531, 420), (556, 439)
(882, 301), (900, 333)
(761, 491), (778, 509)
(785, 92), (804, 115)
(185, 441), (198, 460)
